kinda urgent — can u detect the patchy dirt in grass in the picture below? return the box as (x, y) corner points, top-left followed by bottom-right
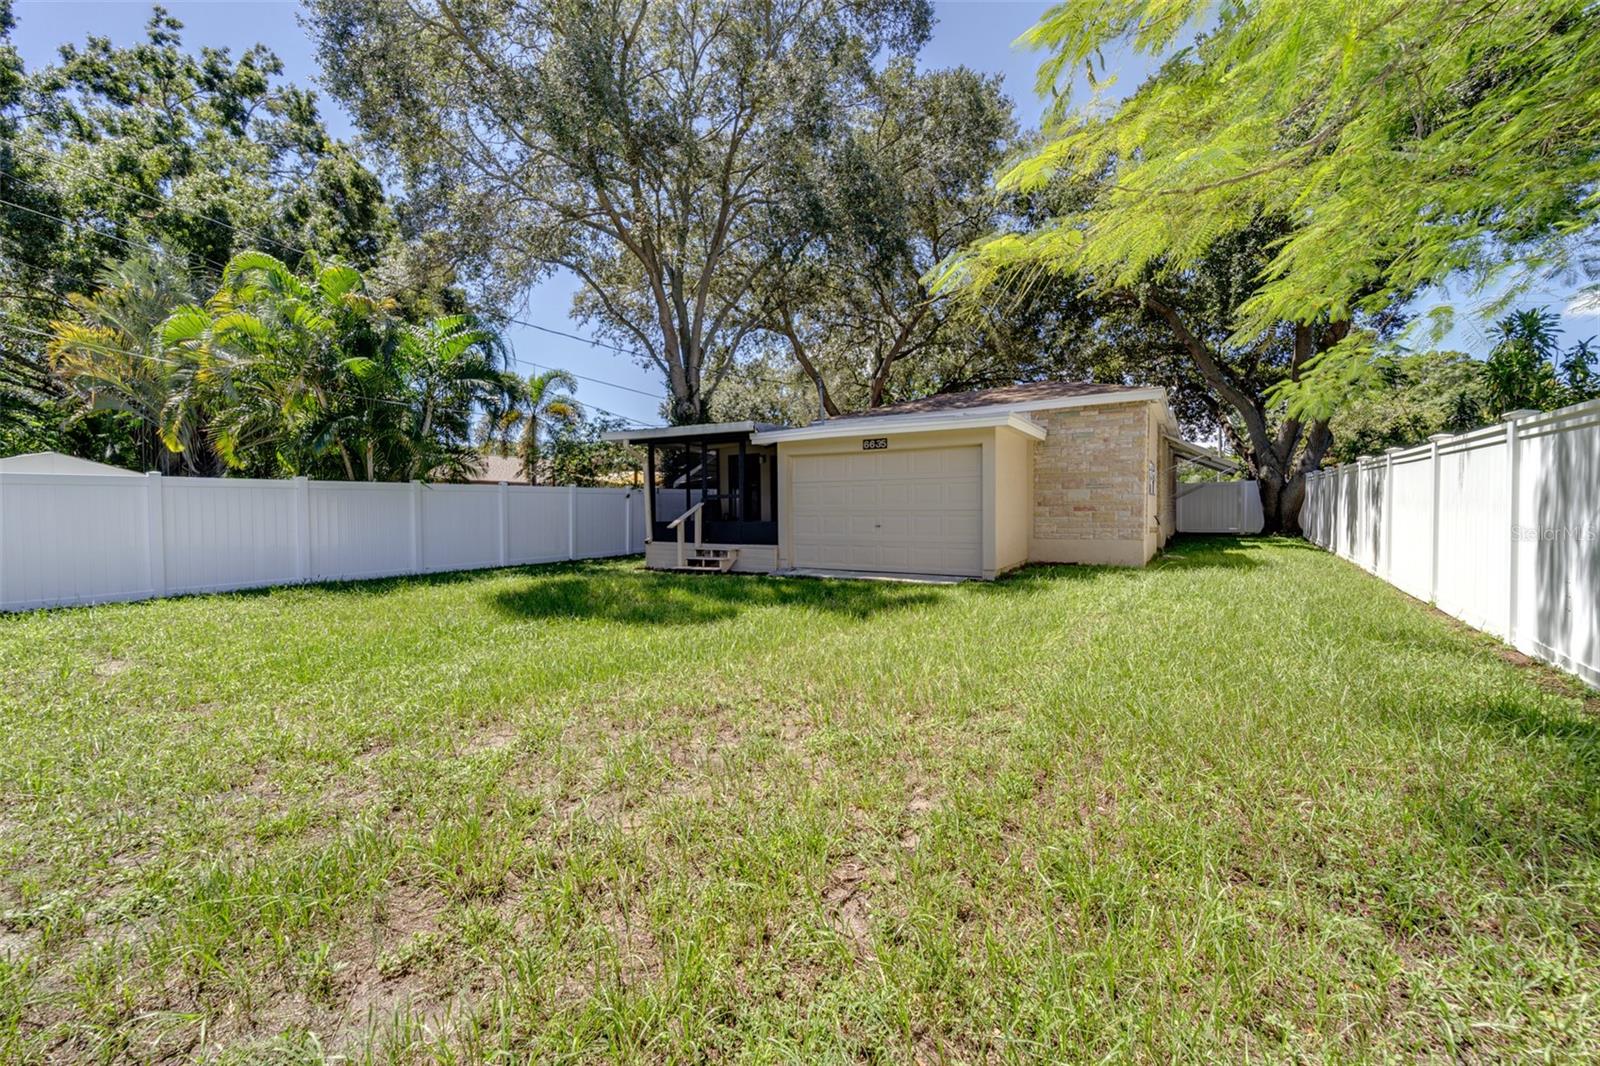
(823, 859), (875, 962)
(597, 901), (664, 987)
(0, 926), (36, 957)
(1409, 595), (1600, 710)
(459, 720), (521, 755)
(92, 656), (131, 678)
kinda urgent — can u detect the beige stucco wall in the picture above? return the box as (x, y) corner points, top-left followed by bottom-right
(993, 426), (1033, 574)
(1027, 400), (1160, 567)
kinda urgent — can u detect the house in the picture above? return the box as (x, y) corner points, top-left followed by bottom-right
(0, 452), (142, 476)
(604, 381), (1229, 579)
(460, 454), (528, 484)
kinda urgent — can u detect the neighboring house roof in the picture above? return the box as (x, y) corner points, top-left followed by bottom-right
(825, 380), (1155, 419)
(461, 454), (528, 483)
(0, 451), (142, 476)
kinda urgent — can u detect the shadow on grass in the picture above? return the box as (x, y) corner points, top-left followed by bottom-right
(487, 569), (942, 626)
(1159, 534), (1323, 570)
(1420, 693), (1600, 877)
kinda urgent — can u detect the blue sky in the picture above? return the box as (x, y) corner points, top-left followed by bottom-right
(11, 1), (1594, 424)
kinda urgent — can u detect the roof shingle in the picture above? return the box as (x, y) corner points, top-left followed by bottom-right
(825, 380), (1149, 420)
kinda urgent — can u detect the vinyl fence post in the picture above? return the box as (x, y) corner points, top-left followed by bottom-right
(497, 481), (510, 567)
(1383, 450), (1395, 581)
(0, 472), (9, 610)
(1505, 413), (1525, 646)
(293, 476), (311, 583)
(623, 491), (633, 555)
(1428, 435), (1445, 605)
(567, 484), (578, 560)
(145, 472), (166, 599)
(411, 480), (424, 574)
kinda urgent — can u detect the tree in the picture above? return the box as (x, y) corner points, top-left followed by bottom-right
(1327, 351), (1487, 465)
(0, 6), (463, 462)
(1484, 309), (1564, 420)
(392, 315), (510, 481)
(941, 0), (1599, 531)
(544, 413), (641, 486)
(513, 368), (580, 485)
(1561, 339), (1599, 405)
(1482, 309), (1599, 420)
(706, 347), (821, 426)
(49, 249), (506, 480)
(1012, 0), (1600, 344)
(945, 206), (1370, 530)
(758, 60), (1015, 411)
(304, 0), (933, 424)
(47, 255), (214, 474)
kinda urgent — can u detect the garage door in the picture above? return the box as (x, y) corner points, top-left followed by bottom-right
(791, 446), (983, 576)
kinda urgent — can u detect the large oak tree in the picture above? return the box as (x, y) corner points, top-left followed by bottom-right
(306, 0), (933, 424)
(757, 59), (1016, 412)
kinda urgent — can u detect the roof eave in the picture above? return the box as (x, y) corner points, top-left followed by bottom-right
(600, 420), (777, 444)
(1166, 436), (1237, 473)
(751, 411), (1047, 445)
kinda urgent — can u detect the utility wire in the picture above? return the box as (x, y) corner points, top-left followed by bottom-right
(3, 159), (799, 396)
(0, 317), (661, 427)
(7, 141), (316, 265)
(0, 191), (669, 417)
(0, 179), (672, 405)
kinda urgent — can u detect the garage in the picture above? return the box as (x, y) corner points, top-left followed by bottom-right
(790, 446), (983, 576)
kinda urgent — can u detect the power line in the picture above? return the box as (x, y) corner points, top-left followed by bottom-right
(0, 318), (662, 427)
(1, 156), (661, 391)
(7, 141), (315, 265)
(2, 163), (805, 408)
(4, 158), (802, 396)
(0, 193), (234, 276)
(1, 177), (673, 407)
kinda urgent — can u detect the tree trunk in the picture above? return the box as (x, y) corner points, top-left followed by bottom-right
(523, 414), (541, 485)
(1257, 469), (1306, 535)
(777, 308), (840, 418)
(1137, 292), (1341, 535)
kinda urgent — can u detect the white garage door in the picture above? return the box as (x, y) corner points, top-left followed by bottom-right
(791, 446), (983, 576)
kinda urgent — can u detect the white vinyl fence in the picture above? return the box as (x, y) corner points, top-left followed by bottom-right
(0, 473), (646, 612)
(1302, 398), (1600, 688)
(1177, 480), (1265, 534)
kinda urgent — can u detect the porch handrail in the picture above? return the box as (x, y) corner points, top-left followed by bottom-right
(667, 501), (705, 568)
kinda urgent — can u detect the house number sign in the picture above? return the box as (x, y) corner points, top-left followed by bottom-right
(862, 437), (889, 450)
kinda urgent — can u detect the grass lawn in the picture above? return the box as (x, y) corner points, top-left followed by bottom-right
(2, 537), (1599, 1063)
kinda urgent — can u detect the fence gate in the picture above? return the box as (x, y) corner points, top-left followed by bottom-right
(1176, 481), (1264, 534)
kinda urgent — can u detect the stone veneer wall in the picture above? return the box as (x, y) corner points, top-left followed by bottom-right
(1031, 401), (1154, 564)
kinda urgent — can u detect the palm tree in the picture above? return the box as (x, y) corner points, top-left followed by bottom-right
(1484, 309), (1563, 420)
(511, 368), (580, 484)
(392, 315), (506, 481)
(211, 251), (398, 479)
(53, 249), (511, 481)
(48, 254), (215, 474)
(476, 369), (532, 459)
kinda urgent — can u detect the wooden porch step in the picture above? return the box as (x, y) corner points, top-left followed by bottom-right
(681, 547), (739, 573)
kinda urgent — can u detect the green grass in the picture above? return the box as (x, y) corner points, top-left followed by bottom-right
(2, 537), (1599, 1063)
